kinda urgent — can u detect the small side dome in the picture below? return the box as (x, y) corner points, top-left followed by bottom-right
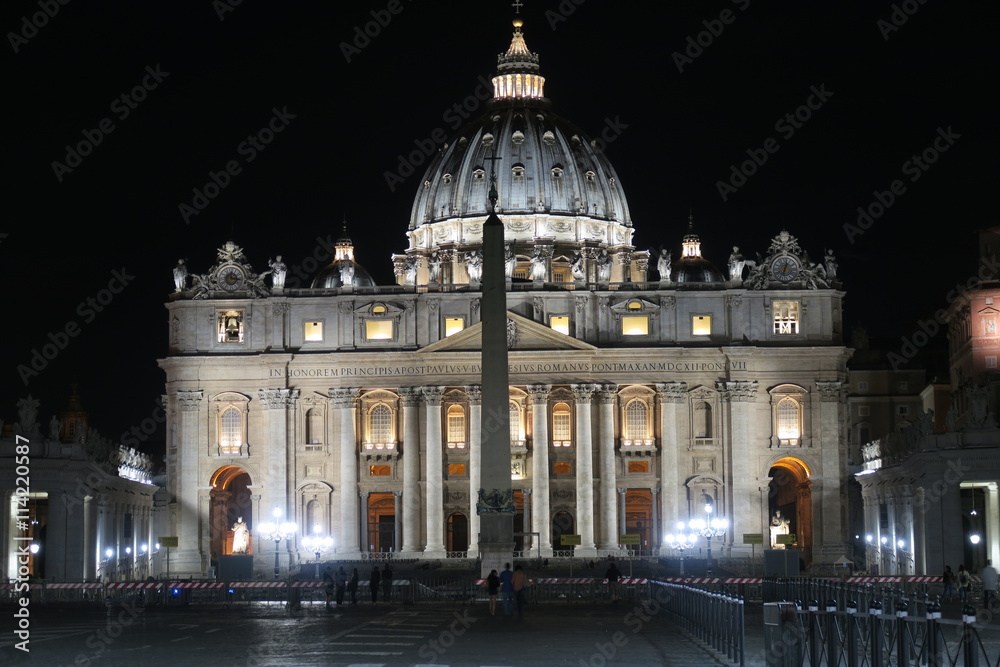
(311, 219), (376, 289)
(672, 216), (725, 284)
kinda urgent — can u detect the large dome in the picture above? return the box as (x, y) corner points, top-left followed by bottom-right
(404, 19), (633, 256)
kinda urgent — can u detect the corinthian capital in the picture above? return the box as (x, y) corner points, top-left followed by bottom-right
(329, 387), (358, 409)
(717, 380), (758, 402)
(177, 391), (204, 412)
(655, 382), (688, 404)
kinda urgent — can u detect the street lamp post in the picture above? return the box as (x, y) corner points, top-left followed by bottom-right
(301, 525), (334, 579)
(664, 522), (698, 576)
(257, 507), (296, 580)
(689, 503), (728, 576)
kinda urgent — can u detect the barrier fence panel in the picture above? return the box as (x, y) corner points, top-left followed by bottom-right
(651, 580), (745, 666)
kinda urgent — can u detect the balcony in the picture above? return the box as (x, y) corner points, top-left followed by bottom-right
(620, 438), (655, 457)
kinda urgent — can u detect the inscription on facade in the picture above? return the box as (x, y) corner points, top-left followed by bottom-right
(270, 360), (748, 379)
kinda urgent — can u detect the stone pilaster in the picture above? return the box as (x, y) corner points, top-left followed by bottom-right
(656, 382), (687, 533)
(571, 383), (597, 554)
(173, 390), (204, 576)
(422, 386), (446, 557)
(331, 388), (360, 558)
(718, 381), (758, 546)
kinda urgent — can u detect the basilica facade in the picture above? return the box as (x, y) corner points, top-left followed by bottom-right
(159, 18), (852, 577)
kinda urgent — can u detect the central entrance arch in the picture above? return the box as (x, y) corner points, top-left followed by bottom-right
(768, 457), (812, 566)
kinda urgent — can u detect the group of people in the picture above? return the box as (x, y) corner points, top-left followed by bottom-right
(323, 564), (393, 608)
(942, 560), (998, 608)
(485, 563), (530, 617)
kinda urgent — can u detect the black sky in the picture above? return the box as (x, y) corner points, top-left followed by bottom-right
(2, 0), (995, 453)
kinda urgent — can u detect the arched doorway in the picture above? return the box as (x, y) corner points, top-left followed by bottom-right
(625, 490), (653, 554)
(209, 466), (253, 558)
(366, 493), (395, 553)
(552, 511), (574, 552)
(447, 513), (468, 553)
(768, 457), (812, 565)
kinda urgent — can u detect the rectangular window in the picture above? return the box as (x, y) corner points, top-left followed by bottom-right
(444, 317), (465, 337)
(628, 461), (649, 473)
(448, 463), (466, 476)
(369, 465), (391, 476)
(622, 316), (649, 336)
(365, 320), (394, 340)
(218, 311), (244, 343)
(550, 316), (570, 336)
(773, 301), (799, 334)
(857, 381), (869, 392)
(897, 405), (909, 416)
(692, 315), (711, 336)
(304, 321), (323, 342)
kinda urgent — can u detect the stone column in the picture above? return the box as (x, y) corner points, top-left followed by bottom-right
(718, 381), (758, 550)
(597, 384), (618, 550)
(466, 385), (482, 555)
(528, 384), (552, 555)
(986, 482), (1000, 568)
(522, 488), (532, 553)
(173, 390), (204, 576)
(359, 491), (369, 553)
(393, 491), (403, 553)
(399, 388), (422, 555)
(656, 383), (687, 538)
(331, 388), (360, 558)
(422, 386), (446, 558)
(571, 384), (597, 555)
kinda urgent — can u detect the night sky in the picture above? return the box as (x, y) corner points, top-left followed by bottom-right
(2, 1), (994, 457)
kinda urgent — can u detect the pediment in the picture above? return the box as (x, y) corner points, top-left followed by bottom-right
(420, 311), (597, 353)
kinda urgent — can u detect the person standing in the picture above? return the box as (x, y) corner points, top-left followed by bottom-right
(943, 565), (956, 602)
(370, 566), (381, 604)
(335, 566), (348, 606)
(499, 563), (514, 616)
(487, 569), (500, 616)
(382, 564), (393, 603)
(512, 565), (528, 617)
(605, 560), (621, 604)
(348, 568), (359, 606)
(982, 559), (998, 610)
(957, 564), (971, 603)
(323, 566), (335, 609)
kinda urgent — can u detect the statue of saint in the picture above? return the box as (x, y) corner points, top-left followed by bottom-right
(268, 256), (287, 288)
(232, 517), (250, 554)
(504, 243), (516, 279)
(823, 249), (838, 280)
(48, 415), (60, 441)
(570, 250), (585, 281)
(728, 247), (745, 281)
(465, 249), (483, 283)
(173, 260), (187, 292)
(428, 251), (441, 284)
(597, 249), (613, 283)
(657, 249), (671, 282)
(338, 261), (355, 286)
(769, 510), (791, 549)
(402, 255), (418, 285)
(529, 246), (547, 281)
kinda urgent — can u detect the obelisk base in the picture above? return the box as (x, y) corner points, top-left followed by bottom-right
(479, 515), (514, 578)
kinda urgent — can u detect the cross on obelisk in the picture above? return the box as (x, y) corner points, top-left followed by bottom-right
(476, 137), (514, 577)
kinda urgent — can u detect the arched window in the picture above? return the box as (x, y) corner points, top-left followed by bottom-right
(220, 407), (242, 455)
(776, 397), (801, 445)
(552, 402), (572, 447)
(447, 405), (466, 449)
(624, 399), (649, 444)
(509, 401), (523, 445)
(368, 404), (393, 446)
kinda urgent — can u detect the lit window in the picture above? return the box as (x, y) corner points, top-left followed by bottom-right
(218, 311), (244, 343)
(447, 405), (466, 449)
(445, 318), (465, 337)
(509, 401), (523, 445)
(220, 407), (242, 455)
(550, 316), (570, 335)
(368, 404), (393, 445)
(692, 315), (711, 336)
(624, 399), (650, 445)
(773, 301), (799, 335)
(552, 403), (571, 446)
(622, 316), (649, 336)
(304, 321), (323, 342)
(776, 397), (801, 445)
(627, 300), (642, 310)
(366, 320), (393, 340)
(448, 464), (467, 476)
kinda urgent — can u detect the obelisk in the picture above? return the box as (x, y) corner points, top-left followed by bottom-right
(477, 159), (514, 577)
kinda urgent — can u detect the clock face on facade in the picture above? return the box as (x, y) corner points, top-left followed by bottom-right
(218, 265), (245, 291)
(771, 256), (799, 283)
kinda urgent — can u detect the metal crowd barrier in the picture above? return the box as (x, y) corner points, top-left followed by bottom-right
(763, 599), (1000, 667)
(651, 580), (745, 666)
